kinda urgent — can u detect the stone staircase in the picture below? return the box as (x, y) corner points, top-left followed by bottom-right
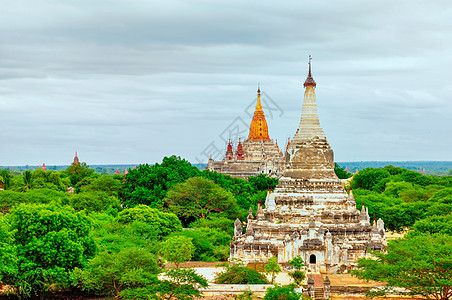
(314, 287), (324, 300)
(308, 273), (327, 300)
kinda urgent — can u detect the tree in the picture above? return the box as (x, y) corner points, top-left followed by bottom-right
(156, 267), (208, 300)
(79, 174), (122, 197)
(248, 174), (278, 191)
(0, 216), (16, 286)
(288, 256), (306, 285)
(30, 169), (70, 191)
(117, 205), (182, 239)
(263, 284), (301, 300)
(352, 233), (452, 300)
(214, 262), (268, 284)
(334, 163), (352, 179)
(74, 247), (160, 300)
(63, 162), (95, 187)
(351, 168), (391, 191)
(412, 214), (452, 235)
(159, 235), (195, 267)
(0, 169), (12, 190)
(68, 191), (121, 214)
(169, 227), (231, 262)
(264, 256), (281, 284)
(164, 177), (240, 224)
(0, 203), (96, 299)
(120, 156), (201, 208)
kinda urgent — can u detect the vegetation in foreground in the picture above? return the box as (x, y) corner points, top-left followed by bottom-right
(0, 156), (451, 299)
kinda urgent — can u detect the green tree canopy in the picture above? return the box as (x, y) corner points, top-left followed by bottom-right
(68, 191), (121, 214)
(121, 156), (201, 208)
(156, 267), (208, 300)
(248, 174), (278, 191)
(117, 204), (182, 239)
(0, 169), (12, 190)
(159, 235), (195, 267)
(75, 247), (160, 299)
(63, 162), (95, 187)
(164, 177), (241, 224)
(351, 167), (391, 191)
(0, 203), (96, 299)
(79, 174), (123, 196)
(352, 233), (452, 300)
(334, 163), (352, 179)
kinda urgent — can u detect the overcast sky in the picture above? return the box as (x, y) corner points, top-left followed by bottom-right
(1, 0), (451, 166)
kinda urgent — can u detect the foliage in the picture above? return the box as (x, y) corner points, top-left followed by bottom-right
(353, 173), (452, 232)
(288, 256), (305, 270)
(235, 289), (255, 300)
(351, 167), (391, 191)
(164, 177), (241, 224)
(264, 256), (281, 284)
(200, 170), (258, 211)
(68, 191), (121, 214)
(120, 156), (201, 208)
(30, 169), (70, 191)
(79, 174), (123, 196)
(0, 216), (16, 284)
(0, 188), (70, 214)
(63, 162), (95, 187)
(0, 169), (12, 190)
(0, 203), (96, 299)
(159, 235), (195, 267)
(74, 247), (160, 299)
(411, 213), (452, 235)
(156, 267), (208, 300)
(334, 163), (352, 179)
(248, 174), (278, 191)
(118, 204), (182, 239)
(169, 227), (231, 261)
(89, 214), (160, 253)
(289, 271), (305, 286)
(214, 262), (269, 284)
(352, 233), (452, 300)
(263, 284), (302, 300)
(190, 215), (234, 236)
(288, 256), (306, 285)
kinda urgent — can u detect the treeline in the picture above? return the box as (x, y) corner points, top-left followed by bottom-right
(350, 166), (452, 300)
(0, 156), (278, 299)
(350, 165), (452, 233)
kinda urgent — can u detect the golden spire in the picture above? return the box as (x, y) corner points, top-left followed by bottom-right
(247, 84), (270, 140)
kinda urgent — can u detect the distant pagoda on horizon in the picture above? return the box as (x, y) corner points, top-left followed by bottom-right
(207, 85), (285, 179)
(229, 57), (387, 273)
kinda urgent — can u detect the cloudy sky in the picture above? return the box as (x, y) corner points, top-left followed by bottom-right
(1, 0), (451, 166)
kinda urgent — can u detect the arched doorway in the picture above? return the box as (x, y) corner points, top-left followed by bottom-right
(309, 254), (316, 264)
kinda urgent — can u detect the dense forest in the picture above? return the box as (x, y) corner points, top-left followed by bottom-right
(0, 156), (451, 299)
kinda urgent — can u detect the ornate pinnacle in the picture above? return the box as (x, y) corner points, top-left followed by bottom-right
(303, 55), (317, 88)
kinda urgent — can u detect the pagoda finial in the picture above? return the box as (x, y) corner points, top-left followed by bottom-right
(303, 55), (316, 88)
(247, 85), (270, 140)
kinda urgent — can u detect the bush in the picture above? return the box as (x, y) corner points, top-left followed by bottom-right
(215, 262), (269, 284)
(289, 271), (305, 285)
(263, 284), (301, 300)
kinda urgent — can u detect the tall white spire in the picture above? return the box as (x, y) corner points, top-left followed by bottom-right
(291, 56), (325, 144)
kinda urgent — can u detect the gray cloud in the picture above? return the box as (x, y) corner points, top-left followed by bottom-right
(0, 0), (451, 165)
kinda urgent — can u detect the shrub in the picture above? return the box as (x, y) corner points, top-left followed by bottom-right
(289, 271), (305, 285)
(263, 284), (301, 300)
(215, 262), (269, 284)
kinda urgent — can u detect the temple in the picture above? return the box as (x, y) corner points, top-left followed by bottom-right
(207, 85), (285, 179)
(229, 58), (386, 273)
